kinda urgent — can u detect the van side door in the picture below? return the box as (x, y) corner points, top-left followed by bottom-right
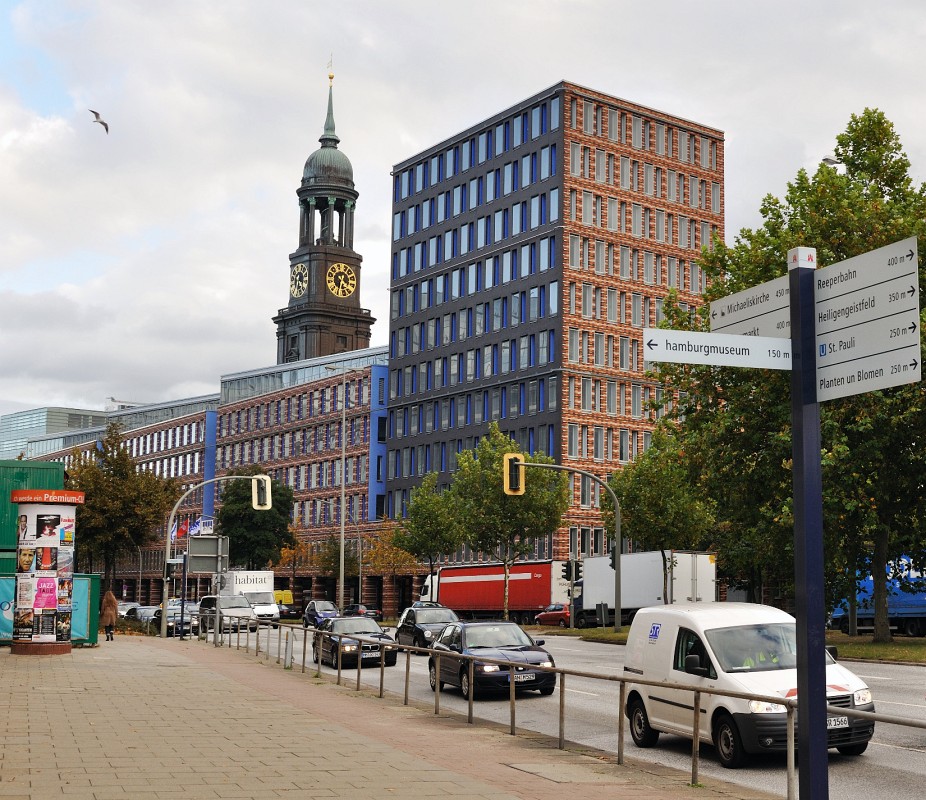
(662, 627), (716, 738)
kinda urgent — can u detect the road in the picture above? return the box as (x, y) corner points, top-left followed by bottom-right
(259, 627), (926, 799)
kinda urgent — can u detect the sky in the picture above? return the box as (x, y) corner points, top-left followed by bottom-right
(2, 0), (925, 418)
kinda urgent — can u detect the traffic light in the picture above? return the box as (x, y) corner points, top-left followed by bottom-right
(573, 559), (582, 582)
(610, 544), (617, 570)
(502, 453), (525, 496)
(561, 561), (573, 582)
(251, 475), (272, 510)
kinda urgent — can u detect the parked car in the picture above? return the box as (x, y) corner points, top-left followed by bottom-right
(303, 599), (339, 628)
(343, 604), (383, 622)
(534, 603), (569, 627)
(396, 606), (460, 650)
(312, 617), (397, 668)
(117, 602), (140, 618)
(153, 608), (197, 637)
(132, 606), (160, 624)
(198, 595), (258, 632)
(428, 621), (556, 697)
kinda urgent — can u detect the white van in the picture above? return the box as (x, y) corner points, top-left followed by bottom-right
(623, 603), (874, 768)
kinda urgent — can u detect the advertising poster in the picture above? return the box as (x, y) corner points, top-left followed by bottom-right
(57, 548), (74, 577)
(13, 608), (35, 640)
(17, 547), (35, 573)
(34, 609), (57, 642)
(35, 514), (61, 544)
(56, 611), (71, 642)
(34, 577), (58, 609)
(35, 546), (58, 572)
(0, 578), (13, 641)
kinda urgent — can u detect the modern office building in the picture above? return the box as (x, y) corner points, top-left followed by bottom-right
(215, 347), (390, 606)
(386, 81), (724, 561)
(0, 407), (107, 460)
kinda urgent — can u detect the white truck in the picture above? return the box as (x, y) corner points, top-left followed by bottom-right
(221, 570), (280, 627)
(573, 550), (716, 627)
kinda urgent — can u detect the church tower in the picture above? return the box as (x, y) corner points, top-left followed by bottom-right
(273, 73), (375, 363)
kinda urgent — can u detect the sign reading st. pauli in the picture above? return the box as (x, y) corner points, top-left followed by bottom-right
(11, 489), (85, 652)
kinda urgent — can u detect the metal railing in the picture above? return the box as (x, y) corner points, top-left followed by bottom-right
(185, 623), (926, 800)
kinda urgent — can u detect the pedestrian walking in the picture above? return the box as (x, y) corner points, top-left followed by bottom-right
(100, 590), (119, 641)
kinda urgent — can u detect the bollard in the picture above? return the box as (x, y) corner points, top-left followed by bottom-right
(302, 629), (308, 673)
(558, 672), (566, 748)
(509, 665), (516, 735)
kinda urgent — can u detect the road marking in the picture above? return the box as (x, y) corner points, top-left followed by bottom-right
(564, 687), (600, 696)
(868, 699), (926, 709)
(869, 740), (926, 754)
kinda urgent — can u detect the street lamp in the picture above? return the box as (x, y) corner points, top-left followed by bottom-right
(325, 363), (363, 611)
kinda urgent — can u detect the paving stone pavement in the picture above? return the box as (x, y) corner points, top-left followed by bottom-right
(0, 633), (784, 799)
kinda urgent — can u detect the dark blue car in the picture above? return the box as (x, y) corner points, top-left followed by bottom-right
(302, 599), (339, 628)
(428, 621), (556, 697)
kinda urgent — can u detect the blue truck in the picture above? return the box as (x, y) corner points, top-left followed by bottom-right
(831, 556), (926, 636)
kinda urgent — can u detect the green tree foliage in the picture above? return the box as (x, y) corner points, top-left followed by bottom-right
(394, 472), (463, 577)
(215, 467), (295, 570)
(67, 422), (179, 592)
(601, 427), (715, 601)
(657, 109), (926, 640)
(448, 423), (569, 618)
(316, 533), (359, 579)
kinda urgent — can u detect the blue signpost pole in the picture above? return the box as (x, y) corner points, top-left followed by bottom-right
(788, 247), (828, 799)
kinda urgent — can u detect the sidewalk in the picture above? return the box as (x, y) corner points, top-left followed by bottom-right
(0, 635), (783, 800)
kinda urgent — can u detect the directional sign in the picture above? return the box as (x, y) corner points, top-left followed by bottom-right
(814, 237), (920, 401)
(643, 329), (792, 370)
(710, 274), (790, 337)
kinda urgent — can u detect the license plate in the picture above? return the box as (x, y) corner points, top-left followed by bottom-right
(361, 651), (379, 658)
(512, 673), (536, 682)
(826, 715), (849, 729)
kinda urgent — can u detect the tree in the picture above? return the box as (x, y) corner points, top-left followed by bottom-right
(67, 422), (178, 592)
(364, 520), (420, 602)
(394, 472), (463, 578)
(316, 534), (358, 579)
(215, 467), (295, 570)
(275, 533), (315, 589)
(601, 426), (715, 602)
(656, 108), (926, 640)
(448, 423), (569, 619)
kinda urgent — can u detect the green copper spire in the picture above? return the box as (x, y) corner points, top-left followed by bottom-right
(319, 71), (340, 147)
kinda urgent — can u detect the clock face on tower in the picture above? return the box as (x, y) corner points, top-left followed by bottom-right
(290, 263), (309, 298)
(326, 262), (356, 298)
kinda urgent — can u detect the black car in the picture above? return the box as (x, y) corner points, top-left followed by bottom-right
(343, 603), (383, 622)
(395, 606), (460, 650)
(428, 621), (556, 697)
(312, 616), (398, 668)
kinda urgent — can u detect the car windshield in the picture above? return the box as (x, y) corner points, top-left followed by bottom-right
(218, 596), (251, 609)
(244, 592), (275, 604)
(705, 623), (799, 672)
(465, 624), (532, 648)
(332, 618), (383, 635)
(315, 601), (337, 612)
(416, 609), (459, 624)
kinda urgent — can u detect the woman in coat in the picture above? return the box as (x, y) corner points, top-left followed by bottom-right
(100, 590), (119, 641)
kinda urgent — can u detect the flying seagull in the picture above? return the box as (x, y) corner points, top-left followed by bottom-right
(89, 109), (109, 134)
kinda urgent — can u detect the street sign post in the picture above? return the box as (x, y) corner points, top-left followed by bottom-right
(642, 329), (791, 370)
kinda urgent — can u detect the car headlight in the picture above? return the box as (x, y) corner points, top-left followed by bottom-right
(538, 660), (553, 668)
(341, 643), (358, 653)
(424, 630), (434, 639)
(748, 700), (787, 714)
(854, 688), (872, 706)
(480, 664), (500, 672)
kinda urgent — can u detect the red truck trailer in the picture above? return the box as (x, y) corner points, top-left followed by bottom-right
(419, 560), (569, 624)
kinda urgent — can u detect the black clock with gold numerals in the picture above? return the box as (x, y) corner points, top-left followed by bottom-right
(325, 262), (356, 298)
(290, 263), (309, 298)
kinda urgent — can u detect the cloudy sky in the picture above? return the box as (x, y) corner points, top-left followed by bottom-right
(2, 0), (924, 418)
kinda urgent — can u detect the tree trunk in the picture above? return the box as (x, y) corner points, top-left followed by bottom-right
(872, 527), (892, 643)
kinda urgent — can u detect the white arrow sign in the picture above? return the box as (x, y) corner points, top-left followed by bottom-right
(814, 236), (920, 401)
(643, 329), (792, 370)
(710, 274), (790, 337)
